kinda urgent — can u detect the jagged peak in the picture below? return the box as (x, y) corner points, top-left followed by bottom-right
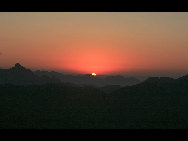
(15, 63), (24, 68)
(12, 63), (25, 69)
(10, 63), (32, 72)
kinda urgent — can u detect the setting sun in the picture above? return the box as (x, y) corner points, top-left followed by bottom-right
(92, 73), (96, 76)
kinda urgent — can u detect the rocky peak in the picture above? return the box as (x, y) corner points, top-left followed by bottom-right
(10, 63), (31, 72)
(14, 63), (25, 69)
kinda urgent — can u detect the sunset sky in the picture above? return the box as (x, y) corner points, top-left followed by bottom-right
(0, 12), (188, 77)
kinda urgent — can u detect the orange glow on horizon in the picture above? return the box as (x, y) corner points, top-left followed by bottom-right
(58, 44), (134, 75)
(1, 13), (188, 77)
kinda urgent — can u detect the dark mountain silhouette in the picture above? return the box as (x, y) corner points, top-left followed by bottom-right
(34, 70), (140, 87)
(1, 63), (188, 128)
(0, 63), (140, 88)
(0, 63), (61, 85)
(104, 75), (188, 128)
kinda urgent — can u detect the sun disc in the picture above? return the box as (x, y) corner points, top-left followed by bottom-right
(92, 73), (96, 76)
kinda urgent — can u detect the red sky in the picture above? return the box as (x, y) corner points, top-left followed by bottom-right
(0, 12), (188, 77)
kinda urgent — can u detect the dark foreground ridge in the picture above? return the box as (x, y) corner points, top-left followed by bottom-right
(0, 63), (188, 128)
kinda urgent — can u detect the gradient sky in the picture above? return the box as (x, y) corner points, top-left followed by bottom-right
(0, 12), (188, 77)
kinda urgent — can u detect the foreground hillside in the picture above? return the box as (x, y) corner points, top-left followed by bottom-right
(0, 84), (112, 128)
(109, 76), (188, 128)
(1, 75), (188, 129)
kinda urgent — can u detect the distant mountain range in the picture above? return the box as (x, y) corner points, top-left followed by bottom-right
(0, 63), (140, 86)
(0, 63), (61, 85)
(34, 70), (140, 87)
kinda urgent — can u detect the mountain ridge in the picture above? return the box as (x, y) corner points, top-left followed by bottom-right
(0, 63), (61, 85)
(1, 64), (188, 128)
(0, 63), (141, 86)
